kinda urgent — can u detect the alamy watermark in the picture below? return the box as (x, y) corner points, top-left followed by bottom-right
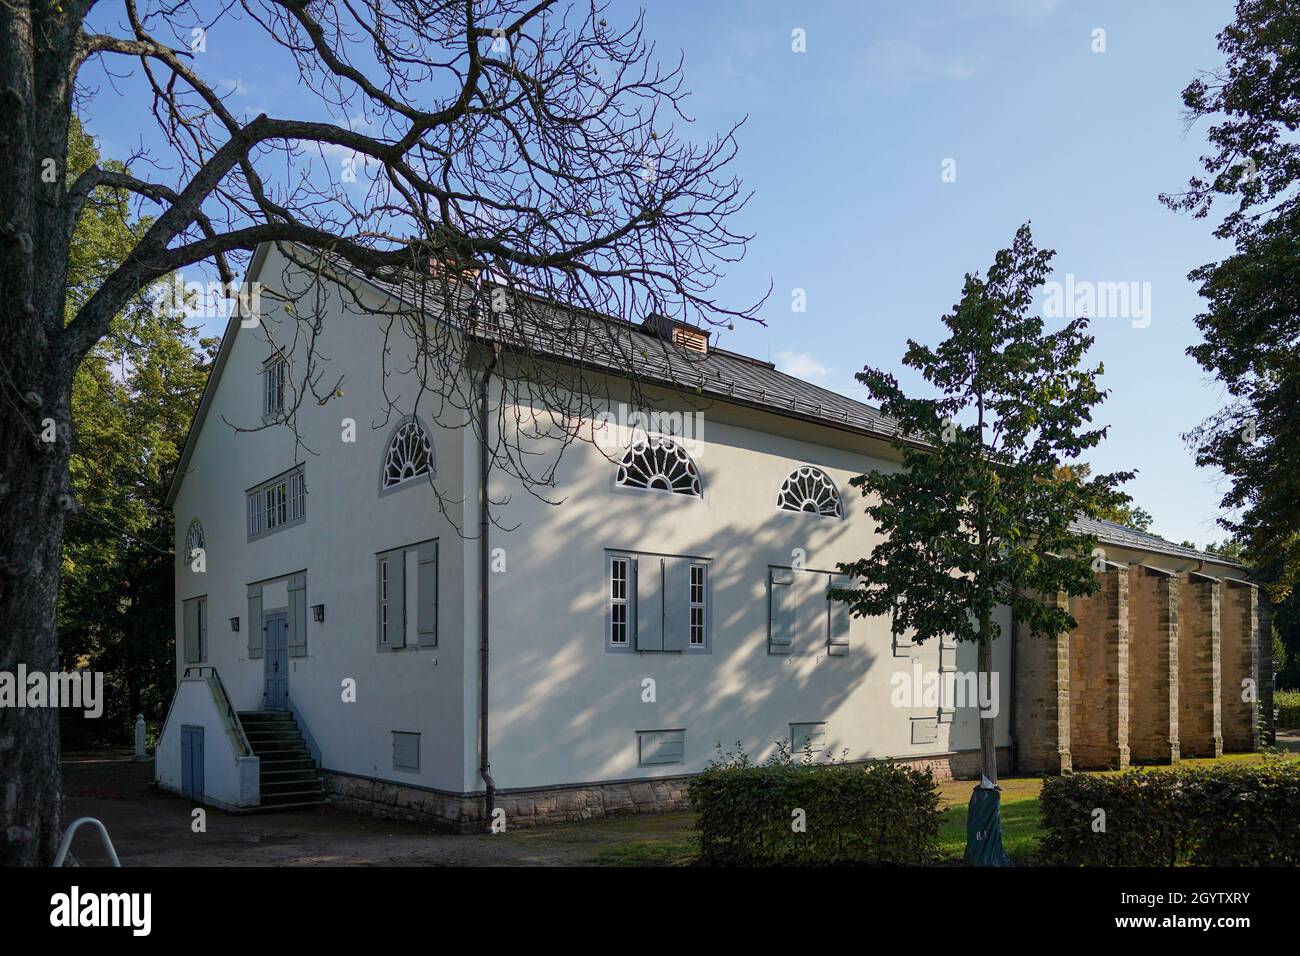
(594, 403), (707, 458)
(890, 660), (999, 718)
(154, 273), (263, 322)
(1041, 273), (1151, 328)
(0, 665), (104, 718)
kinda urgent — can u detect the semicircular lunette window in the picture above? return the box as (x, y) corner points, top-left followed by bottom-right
(776, 466), (842, 517)
(184, 518), (205, 557)
(616, 437), (702, 497)
(382, 418), (435, 489)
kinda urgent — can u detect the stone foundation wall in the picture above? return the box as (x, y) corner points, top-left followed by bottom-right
(324, 748), (1011, 832)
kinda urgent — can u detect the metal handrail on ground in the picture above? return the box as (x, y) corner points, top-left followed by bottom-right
(53, 816), (121, 867)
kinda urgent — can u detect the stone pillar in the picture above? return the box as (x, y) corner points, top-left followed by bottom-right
(1069, 566), (1130, 769)
(1259, 596), (1275, 746)
(1128, 566), (1180, 764)
(1221, 580), (1260, 752)
(1014, 591), (1072, 774)
(1178, 573), (1222, 757)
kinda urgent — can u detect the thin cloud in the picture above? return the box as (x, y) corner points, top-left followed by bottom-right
(859, 39), (979, 89)
(218, 77), (258, 97)
(777, 350), (834, 384)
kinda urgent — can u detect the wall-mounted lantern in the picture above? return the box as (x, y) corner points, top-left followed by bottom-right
(230, 616), (240, 632)
(312, 604), (325, 623)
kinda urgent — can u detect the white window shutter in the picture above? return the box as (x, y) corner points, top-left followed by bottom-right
(828, 574), (850, 656)
(769, 569), (794, 654)
(198, 597), (208, 662)
(635, 556), (664, 651)
(182, 598), (200, 664)
(247, 584), (263, 659)
(661, 557), (691, 652)
(417, 540), (438, 647)
(288, 573), (307, 657)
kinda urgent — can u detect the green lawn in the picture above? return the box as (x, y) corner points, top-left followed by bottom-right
(936, 776), (1044, 863)
(593, 835), (700, 866)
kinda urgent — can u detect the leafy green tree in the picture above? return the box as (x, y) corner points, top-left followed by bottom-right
(832, 225), (1132, 792)
(1058, 464), (1153, 531)
(57, 118), (213, 747)
(1161, 0), (1300, 604)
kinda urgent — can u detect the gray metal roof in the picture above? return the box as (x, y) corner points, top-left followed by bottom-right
(1067, 515), (1238, 567)
(321, 250), (1238, 569)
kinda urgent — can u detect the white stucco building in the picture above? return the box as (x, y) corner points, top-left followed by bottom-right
(159, 243), (1266, 828)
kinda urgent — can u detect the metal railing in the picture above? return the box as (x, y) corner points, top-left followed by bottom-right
(182, 665), (253, 756)
(54, 817), (120, 867)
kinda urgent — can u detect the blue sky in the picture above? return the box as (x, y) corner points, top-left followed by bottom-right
(81, 0), (1241, 547)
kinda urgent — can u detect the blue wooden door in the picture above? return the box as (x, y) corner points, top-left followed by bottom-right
(181, 725), (204, 799)
(264, 612), (289, 709)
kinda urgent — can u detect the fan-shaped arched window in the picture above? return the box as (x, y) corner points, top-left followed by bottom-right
(776, 466), (842, 517)
(616, 437), (702, 497)
(184, 518), (205, 557)
(382, 417), (435, 490)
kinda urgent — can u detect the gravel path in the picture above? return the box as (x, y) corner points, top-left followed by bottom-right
(61, 754), (694, 867)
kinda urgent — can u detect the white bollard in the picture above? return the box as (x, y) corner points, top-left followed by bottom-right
(134, 713), (148, 761)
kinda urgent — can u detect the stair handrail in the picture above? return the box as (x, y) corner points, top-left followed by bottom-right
(184, 665), (253, 757)
(53, 817), (121, 867)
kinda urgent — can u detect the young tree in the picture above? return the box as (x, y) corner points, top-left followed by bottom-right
(1160, 0), (1300, 604)
(830, 225), (1131, 850)
(0, 1), (758, 864)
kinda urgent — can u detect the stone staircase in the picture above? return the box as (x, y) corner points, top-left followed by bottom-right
(238, 711), (326, 810)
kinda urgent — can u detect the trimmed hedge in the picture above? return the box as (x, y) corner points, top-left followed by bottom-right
(692, 758), (941, 865)
(1039, 760), (1300, 866)
(1276, 688), (1300, 729)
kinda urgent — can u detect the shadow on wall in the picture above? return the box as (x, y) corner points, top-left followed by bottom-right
(479, 398), (989, 787)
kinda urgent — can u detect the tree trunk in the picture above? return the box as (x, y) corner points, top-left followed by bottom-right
(978, 619), (998, 785)
(0, 361), (73, 865)
(0, 0), (80, 866)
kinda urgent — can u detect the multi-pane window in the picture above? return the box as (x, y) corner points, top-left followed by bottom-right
(289, 468), (305, 518)
(263, 356), (287, 418)
(610, 557), (629, 646)
(607, 552), (709, 652)
(247, 465), (306, 539)
(375, 540), (437, 651)
(689, 564), (706, 646)
(264, 481), (286, 530)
